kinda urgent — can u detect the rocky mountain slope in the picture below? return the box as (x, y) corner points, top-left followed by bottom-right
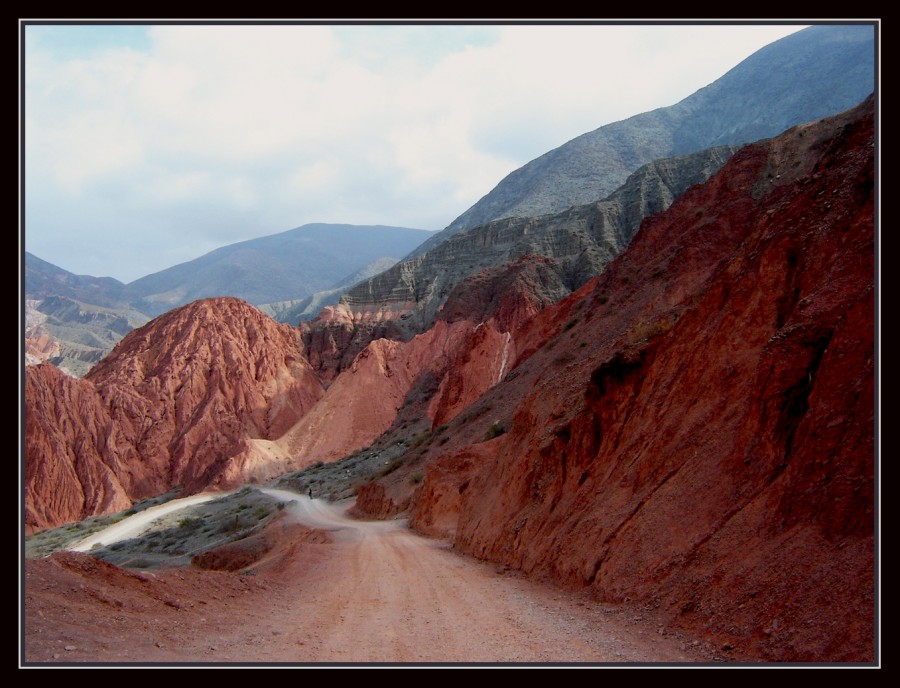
(23, 95), (875, 662)
(24, 224), (431, 375)
(24, 296), (152, 377)
(423, 23), (874, 248)
(259, 256), (400, 325)
(24, 254), (152, 375)
(340, 145), (738, 335)
(308, 25), (873, 384)
(25, 298), (325, 533)
(126, 223), (430, 316)
(354, 96), (875, 662)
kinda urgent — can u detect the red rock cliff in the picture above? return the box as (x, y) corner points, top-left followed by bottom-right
(25, 364), (136, 534)
(412, 97), (875, 662)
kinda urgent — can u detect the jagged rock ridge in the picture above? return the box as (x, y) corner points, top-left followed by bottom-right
(345, 145), (737, 327)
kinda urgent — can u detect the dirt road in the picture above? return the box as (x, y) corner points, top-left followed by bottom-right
(24, 489), (706, 665)
(69, 492), (225, 552)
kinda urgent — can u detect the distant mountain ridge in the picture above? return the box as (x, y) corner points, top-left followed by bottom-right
(414, 24), (875, 256)
(341, 144), (739, 334)
(125, 223), (431, 316)
(24, 252), (129, 308)
(24, 223), (432, 374)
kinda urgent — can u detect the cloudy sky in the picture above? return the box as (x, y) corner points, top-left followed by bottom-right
(22, 21), (807, 283)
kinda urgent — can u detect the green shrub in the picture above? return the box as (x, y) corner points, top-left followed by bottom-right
(178, 516), (203, 531)
(483, 421), (506, 442)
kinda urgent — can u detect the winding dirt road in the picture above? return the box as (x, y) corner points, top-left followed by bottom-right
(24, 489), (705, 665)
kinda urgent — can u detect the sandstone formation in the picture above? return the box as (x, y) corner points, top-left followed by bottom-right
(25, 363), (136, 533)
(86, 299), (325, 491)
(24, 301), (60, 366)
(281, 257), (558, 467)
(25, 298), (325, 532)
(360, 97), (876, 662)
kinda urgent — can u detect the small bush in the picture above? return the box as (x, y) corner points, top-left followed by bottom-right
(178, 517), (203, 531)
(410, 472), (424, 484)
(410, 431), (431, 449)
(483, 421), (506, 442)
(377, 459), (404, 478)
(555, 352), (575, 366)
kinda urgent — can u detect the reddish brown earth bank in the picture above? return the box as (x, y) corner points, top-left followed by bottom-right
(23, 96), (876, 664)
(360, 97), (876, 662)
(25, 299), (324, 533)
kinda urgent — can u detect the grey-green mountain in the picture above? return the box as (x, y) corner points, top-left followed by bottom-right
(411, 24), (875, 258)
(126, 223), (431, 316)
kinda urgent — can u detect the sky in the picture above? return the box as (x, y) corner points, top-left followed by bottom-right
(21, 21), (809, 284)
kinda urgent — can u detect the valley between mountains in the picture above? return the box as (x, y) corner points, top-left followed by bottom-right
(25, 490), (706, 664)
(23, 26), (877, 666)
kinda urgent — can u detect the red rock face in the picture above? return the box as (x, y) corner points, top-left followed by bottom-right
(279, 330), (456, 467)
(278, 257), (562, 469)
(25, 364), (135, 533)
(410, 98), (875, 661)
(25, 299), (326, 530)
(23, 95), (876, 662)
(300, 304), (407, 383)
(85, 298), (326, 493)
(24, 332), (60, 365)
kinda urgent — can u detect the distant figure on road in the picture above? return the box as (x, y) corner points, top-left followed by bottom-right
(308, 487), (313, 499)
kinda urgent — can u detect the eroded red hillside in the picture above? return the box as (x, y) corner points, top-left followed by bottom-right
(278, 256), (558, 468)
(25, 364), (135, 533)
(25, 298), (325, 531)
(361, 97), (876, 662)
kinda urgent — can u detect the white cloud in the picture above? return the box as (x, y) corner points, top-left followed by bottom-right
(23, 22), (807, 282)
